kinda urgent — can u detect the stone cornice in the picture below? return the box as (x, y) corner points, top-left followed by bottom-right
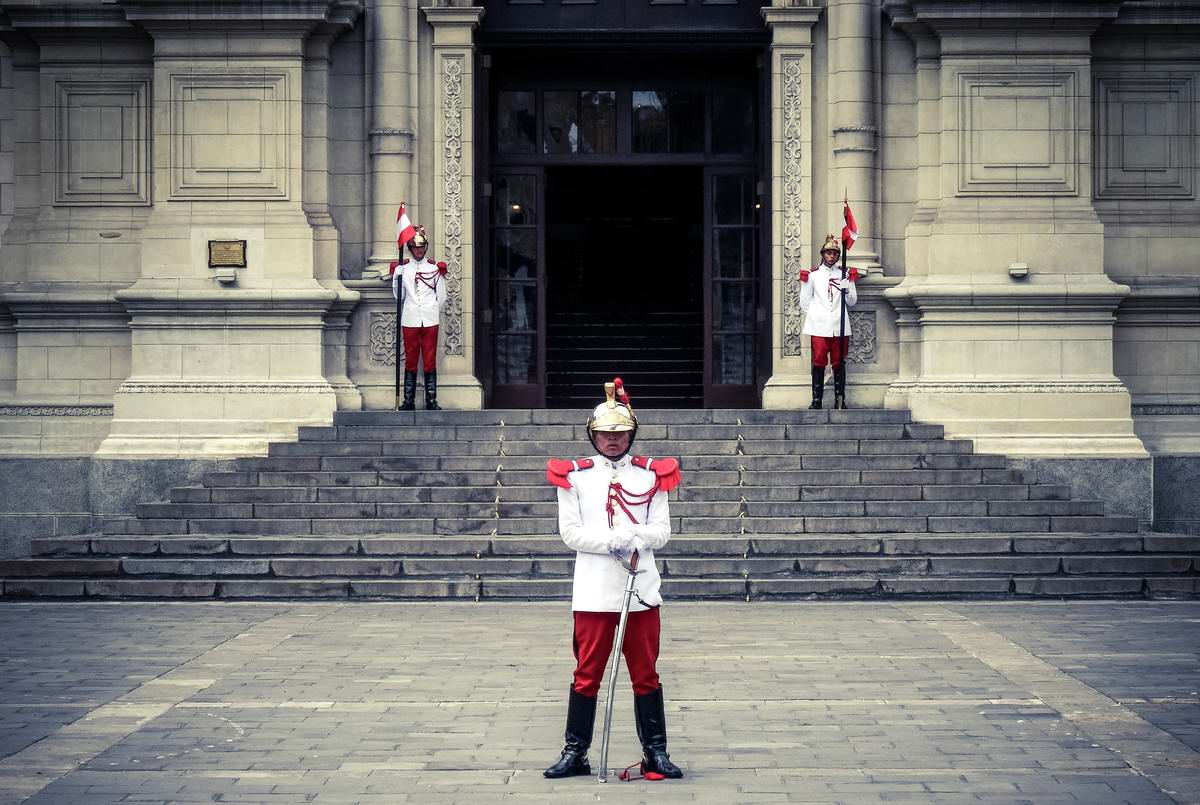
(113, 287), (340, 316)
(1114, 0), (1200, 25)
(119, 0), (363, 36)
(886, 0), (1123, 40)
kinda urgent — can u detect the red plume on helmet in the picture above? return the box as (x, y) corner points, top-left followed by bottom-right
(613, 377), (631, 409)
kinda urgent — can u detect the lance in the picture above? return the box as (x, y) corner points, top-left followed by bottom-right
(839, 190), (849, 354)
(597, 549), (642, 784)
(394, 265), (403, 409)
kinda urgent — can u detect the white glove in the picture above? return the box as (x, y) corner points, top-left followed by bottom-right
(607, 526), (637, 554)
(629, 534), (647, 555)
(829, 278), (848, 291)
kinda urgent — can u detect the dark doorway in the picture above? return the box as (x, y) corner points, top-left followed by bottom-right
(545, 166), (704, 408)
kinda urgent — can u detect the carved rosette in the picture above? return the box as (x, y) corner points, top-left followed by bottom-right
(370, 311), (398, 367)
(441, 56), (465, 357)
(847, 310), (877, 364)
(781, 57), (805, 357)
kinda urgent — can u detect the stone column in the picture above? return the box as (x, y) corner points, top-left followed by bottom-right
(881, 0), (1145, 457)
(421, 4), (484, 409)
(367, 0), (418, 275)
(305, 22), (364, 412)
(96, 0), (365, 458)
(0, 12), (147, 454)
(761, 3), (823, 409)
(828, 0), (881, 272)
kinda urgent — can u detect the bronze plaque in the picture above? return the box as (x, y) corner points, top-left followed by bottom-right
(208, 240), (247, 269)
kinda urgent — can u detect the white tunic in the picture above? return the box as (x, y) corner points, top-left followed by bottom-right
(556, 454), (669, 613)
(800, 263), (858, 337)
(391, 258), (448, 328)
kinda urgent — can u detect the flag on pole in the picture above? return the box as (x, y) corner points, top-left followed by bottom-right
(395, 204), (415, 249)
(841, 200), (858, 253)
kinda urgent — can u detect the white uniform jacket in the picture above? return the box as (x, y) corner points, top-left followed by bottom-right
(392, 258), (448, 328)
(556, 454), (670, 613)
(799, 263), (858, 338)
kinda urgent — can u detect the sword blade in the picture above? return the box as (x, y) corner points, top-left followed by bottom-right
(596, 569), (638, 783)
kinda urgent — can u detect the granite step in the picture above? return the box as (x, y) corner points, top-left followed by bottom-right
(329, 409), (915, 427)
(32, 533), (1199, 559)
(5, 572), (1195, 600)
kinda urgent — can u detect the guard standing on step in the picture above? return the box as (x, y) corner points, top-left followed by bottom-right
(543, 378), (685, 782)
(385, 225), (447, 410)
(800, 234), (860, 410)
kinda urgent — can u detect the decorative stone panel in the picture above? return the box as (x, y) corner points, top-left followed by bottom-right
(957, 71), (1078, 196)
(1094, 73), (1195, 199)
(169, 72), (290, 200)
(848, 310), (877, 365)
(53, 79), (150, 206)
(369, 311), (398, 367)
(440, 55), (465, 357)
(780, 55), (805, 357)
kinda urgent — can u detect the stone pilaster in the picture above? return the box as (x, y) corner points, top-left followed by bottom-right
(882, 0), (1145, 457)
(306, 20), (364, 412)
(95, 0), (365, 458)
(421, 4), (483, 409)
(761, 3), (823, 410)
(367, 0), (418, 275)
(828, 0), (881, 272)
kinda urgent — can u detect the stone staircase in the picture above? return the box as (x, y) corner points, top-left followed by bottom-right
(2, 409), (1197, 600)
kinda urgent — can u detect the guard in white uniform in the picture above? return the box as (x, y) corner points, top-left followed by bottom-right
(543, 379), (684, 781)
(385, 226), (448, 410)
(800, 234), (861, 409)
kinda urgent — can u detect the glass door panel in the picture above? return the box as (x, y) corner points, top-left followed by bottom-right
(704, 169), (760, 407)
(489, 170), (545, 406)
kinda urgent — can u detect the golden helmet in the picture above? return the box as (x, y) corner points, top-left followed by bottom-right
(820, 233), (841, 256)
(408, 226), (429, 250)
(586, 380), (637, 433)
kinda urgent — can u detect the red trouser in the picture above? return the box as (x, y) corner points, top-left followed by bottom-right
(401, 325), (438, 372)
(572, 609), (661, 697)
(811, 335), (850, 368)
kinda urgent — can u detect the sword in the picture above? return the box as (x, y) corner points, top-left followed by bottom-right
(597, 549), (642, 784)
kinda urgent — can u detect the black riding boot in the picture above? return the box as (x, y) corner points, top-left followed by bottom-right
(398, 371), (417, 411)
(833, 363), (848, 410)
(544, 688), (596, 779)
(424, 370), (442, 410)
(634, 686), (683, 779)
(809, 365), (824, 410)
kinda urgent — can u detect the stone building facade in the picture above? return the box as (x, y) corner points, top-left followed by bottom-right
(0, 0), (1197, 466)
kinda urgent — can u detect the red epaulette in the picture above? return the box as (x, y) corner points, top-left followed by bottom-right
(546, 457), (595, 490)
(630, 456), (682, 493)
(436, 261), (448, 275)
(848, 267), (861, 282)
(799, 269), (810, 283)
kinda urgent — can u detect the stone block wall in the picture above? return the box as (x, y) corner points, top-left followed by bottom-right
(1094, 26), (1200, 454)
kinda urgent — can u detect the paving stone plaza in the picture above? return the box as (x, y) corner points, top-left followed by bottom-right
(0, 601), (1197, 804)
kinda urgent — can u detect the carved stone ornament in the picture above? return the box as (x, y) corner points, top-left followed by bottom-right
(370, 311), (399, 367)
(847, 310), (877, 364)
(0, 405), (114, 416)
(1132, 404), (1200, 416)
(781, 56), (805, 357)
(890, 380), (1130, 395)
(117, 381), (334, 394)
(441, 56), (465, 357)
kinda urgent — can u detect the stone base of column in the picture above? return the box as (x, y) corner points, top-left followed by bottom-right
(762, 372), (811, 410)
(96, 285), (341, 458)
(885, 380), (1147, 457)
(97, 380), (337, 458)
(432, 372), (483, 410)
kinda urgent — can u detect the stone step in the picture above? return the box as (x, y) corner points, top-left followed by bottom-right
(293, 423), (946, 443)
(330, 409), (915, 427)
(33, 533), (1193, 559)
(5, 573), (1194, 600)
(265, 438), (972, 460)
